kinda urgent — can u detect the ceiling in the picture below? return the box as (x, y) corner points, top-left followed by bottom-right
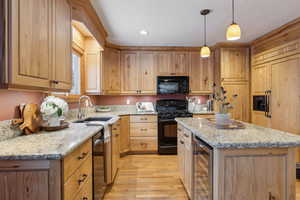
(91, 0), (300, 47)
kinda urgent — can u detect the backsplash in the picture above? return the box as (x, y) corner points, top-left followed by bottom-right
(94, 95), (209, 105)
(0, 90), (45, 121)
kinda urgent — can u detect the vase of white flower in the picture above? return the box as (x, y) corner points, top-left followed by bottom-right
(40, 96), (69, 127)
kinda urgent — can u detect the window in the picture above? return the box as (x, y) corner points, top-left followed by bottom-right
(70, 52), (81, 95)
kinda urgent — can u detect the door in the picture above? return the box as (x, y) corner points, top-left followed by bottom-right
(270, 55), (300, 162)
(221, 48), (249, 82)
(52, 0), (72, 90)
(222, 82), (250, 122)
(10, 0), (51, 88)
(173, 52), (190, 75)
(251, 63), (271, 95)
(103, 48), (121, 94)
(139, 52), (157, 94)
(156, 52), (173, 75)
(121, 51), (139, 94)
(190, 51), (214, 94)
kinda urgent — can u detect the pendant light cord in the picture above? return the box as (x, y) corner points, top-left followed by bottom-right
(232, 0), (235, 24)
(204, 14), (207, 46)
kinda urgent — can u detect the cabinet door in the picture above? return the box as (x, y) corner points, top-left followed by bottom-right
(177, 127), (185, 182)
(111, 122), (120, 181)
(120, 116), (130, 154)
(270, 55), (300, 135)
(52, 0), (72, 90)
(184, 135), (193, 198)
(10, 0), (51, 88)
(139, 52), (157, 94)
(156, 52), (173, 75)
(221, 48), (249, 82)
(252, 63), (271, 95)
(85, 39), (102, 94)
(173, 52), (190, 76)
(121, 52), (139, 94)
(251, 111), (271, 128)
(103, 48), (121, 94)
(222, 82), (250, 122)
(190, 52), (214, 94)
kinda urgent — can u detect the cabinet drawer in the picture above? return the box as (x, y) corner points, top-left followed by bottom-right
(130, 137), (158, 152)
(73, 176), (93, 200)
(64, 155), (92, 200)
(130, 123), (157, 137)
(130, 115), (157, 123)
(63, 139), (92, 182)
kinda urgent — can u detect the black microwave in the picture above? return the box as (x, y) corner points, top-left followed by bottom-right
(157, 76), (189, 95)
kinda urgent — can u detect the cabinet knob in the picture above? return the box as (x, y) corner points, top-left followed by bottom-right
(77, 152), (88, 160)
(78, 174), (88, 185)
(269, 192), (275, 200)
(50, 80), (59, 84)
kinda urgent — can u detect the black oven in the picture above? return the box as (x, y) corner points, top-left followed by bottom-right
(157, 76), (189, 95)
(253, 95), (266, 112)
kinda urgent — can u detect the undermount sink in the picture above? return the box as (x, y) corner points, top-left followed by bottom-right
(73, 117), (113, 123)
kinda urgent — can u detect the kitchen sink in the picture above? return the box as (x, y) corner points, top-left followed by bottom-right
(73, 117), (112, 123)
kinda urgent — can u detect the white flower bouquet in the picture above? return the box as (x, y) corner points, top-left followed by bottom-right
(40, 96), (69, 126)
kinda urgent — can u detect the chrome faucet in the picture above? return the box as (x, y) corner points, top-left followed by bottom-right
(78, 95), (94, 119)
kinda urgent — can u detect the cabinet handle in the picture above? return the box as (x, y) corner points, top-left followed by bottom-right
(0, 165), (20, 169)
(78, 174), (88, 185)
(50, 80), (59, 84)
(180, 140), (184, 144)
(178, 128), (182, 132)
(82, 197), (88, 200)
(77, 152), (88, 160)
(115, 133), (120, 137)
(140, 128), (148, 131)
(184, 133), (189, 138)
(269, 192), (275, 200)
(140, 117), (148, 120)
(113, 128), (118, 130)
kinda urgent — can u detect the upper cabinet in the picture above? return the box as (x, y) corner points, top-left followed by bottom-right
(52, 0), (72, 90)
(251, 63), (271, 95)
(3, 0), (72, 91)
(103, 48), (121, 94)
(121, 51), (140, 94)
(189, 51), (214, 94)
(121, 51), (157, 95)
(156, 51), (189, 76)
(9, 0), (52, 89)
(220, 48), (250, 82)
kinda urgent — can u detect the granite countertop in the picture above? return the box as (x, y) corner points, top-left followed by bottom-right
(175, 118), (300, 149)
(0, 123), (103, 160)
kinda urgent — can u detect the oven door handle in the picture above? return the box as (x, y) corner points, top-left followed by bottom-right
(264, 91), (268, 117)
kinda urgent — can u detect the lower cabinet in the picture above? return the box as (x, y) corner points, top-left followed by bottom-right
(120, 116), (130, 154)
(111, 120), (121, 181)
(0, 139), (93, 200)
(177, 125), (193, 199)
(130, 115), (158, 152)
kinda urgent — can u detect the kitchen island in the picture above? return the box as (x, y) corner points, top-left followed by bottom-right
(176, 117), (300, 200)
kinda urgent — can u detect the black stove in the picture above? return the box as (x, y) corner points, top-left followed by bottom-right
(156, 99), (192, 154)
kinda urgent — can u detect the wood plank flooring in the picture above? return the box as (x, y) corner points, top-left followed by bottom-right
(103, 155), (189, 200)
(104, 154), (300, 200)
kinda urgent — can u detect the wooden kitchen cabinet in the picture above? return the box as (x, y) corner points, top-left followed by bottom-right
(51, 0), (72, 90)
(251, 63), (271, 95)
(190, 51), (214, 94)
(173, 52), (190, 76)
(156, 52), (173, 75)
(222, 82), (250, 122)
(130, 115), (158, 152)
(121, 51), (140, 94)
(219, 48), (250, 82)
(252, 111), (271, 128)
(85, 38), (102, 94)
(3, 0), (72, 91)
(139, 52), (157, 94)
(120, 116), (130, 154)
(111, 121), (121, 181)
(103, 48), (121, 94)
(177, 126), (185, 182)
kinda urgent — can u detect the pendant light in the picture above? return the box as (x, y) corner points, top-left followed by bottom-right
(226, 0), (241, 41)
(200, 9), (211, 58)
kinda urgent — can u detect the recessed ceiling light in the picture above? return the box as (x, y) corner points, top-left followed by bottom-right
(139, 30), (149, 36)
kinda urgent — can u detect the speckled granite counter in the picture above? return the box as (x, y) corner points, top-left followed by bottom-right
(175, 118), (300, 149)
(0, 123), (103, 160)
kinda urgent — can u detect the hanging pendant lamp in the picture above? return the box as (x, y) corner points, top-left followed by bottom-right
(200, 9), (211, 58)
(226, 0), (241, 41)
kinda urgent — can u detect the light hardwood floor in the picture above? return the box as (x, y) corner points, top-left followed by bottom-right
(103, 155), (189, 200)
(104, 154), (300, 200)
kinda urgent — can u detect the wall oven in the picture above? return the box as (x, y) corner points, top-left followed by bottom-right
(253, 91), (271, 118)
(193, 135), (213, 200)
(157, 76), (189, 95)
(93, 131), (106, 200)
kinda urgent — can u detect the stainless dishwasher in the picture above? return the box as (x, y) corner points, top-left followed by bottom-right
(193, 135), (213, 200)
(93, 130), (106, 200)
